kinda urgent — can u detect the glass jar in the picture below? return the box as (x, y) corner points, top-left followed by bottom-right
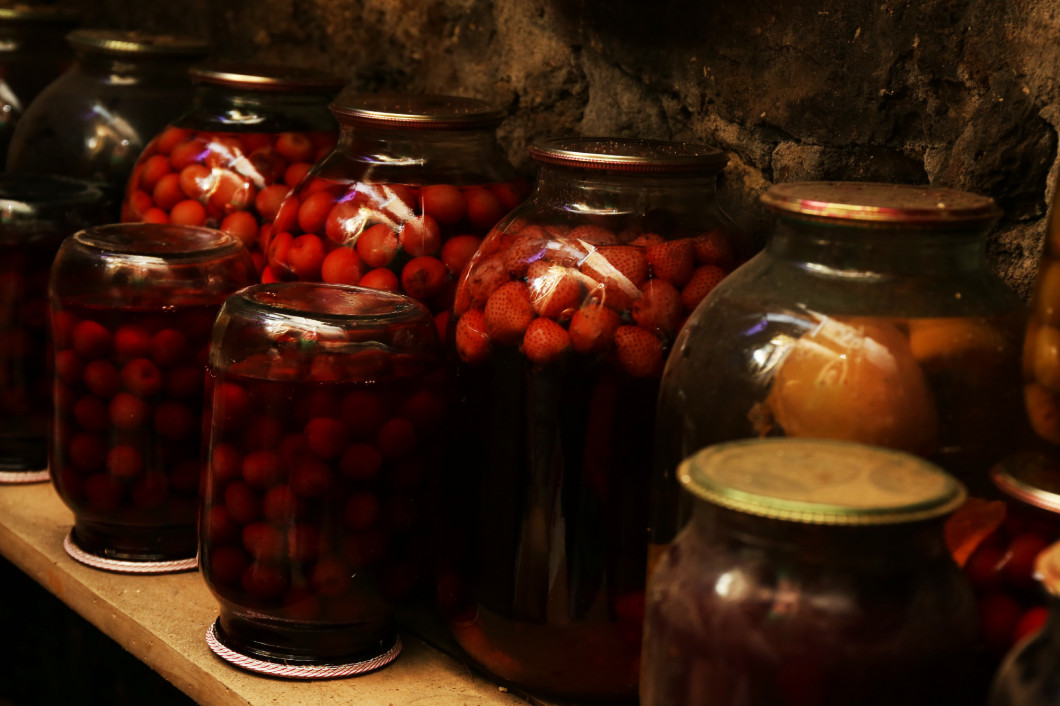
(0, 5), (81, 164)
(989, 540), (1060, 705)
(7, 29), (210, 219)
(49, 223), (255, 571)
(262, 93), (527, 318)
(121, 62), (342, 274)
(0, 175), (105, 483)
(200, 283), (442, 676)
(642, 438), (979, 706)
(653, 181), (1028, 558)
(439, 138), (745, 700)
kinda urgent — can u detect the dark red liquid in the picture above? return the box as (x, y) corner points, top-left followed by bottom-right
(50, 299), (220, 561)
(200, 366), (443, 664)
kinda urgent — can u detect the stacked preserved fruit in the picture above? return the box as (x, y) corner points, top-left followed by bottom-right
(122, 64), (342, 272)
(262, 93), (526, 320)
(200, 283), (441, 673)
(441, 138), (743, 699)
(49, 224), (255, 566)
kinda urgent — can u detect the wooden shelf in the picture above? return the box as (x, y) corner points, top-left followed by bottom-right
(0, 480), (535, 706)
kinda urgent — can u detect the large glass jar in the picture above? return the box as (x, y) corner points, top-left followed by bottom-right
(653, 182), (1028, 557)
(121, 63), (342, 273)
(0, 175), (105, 483)
(0, 5), (81, 164)
(439, 138), (745, 700)
(199, 283), (442, 677)
(642, 438), (979, 706)
(49, 223), (255, 571)
(7, 29), (210, 218)
(262, 93), (527, 318)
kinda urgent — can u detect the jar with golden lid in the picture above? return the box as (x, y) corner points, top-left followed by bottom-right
(652, 181), (1028, 557)
(642, 438), (979, 706)
(120, 63), (343, 273)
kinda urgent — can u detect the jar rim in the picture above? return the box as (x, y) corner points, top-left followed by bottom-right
(990, 452), (1060, 515)
(73, 223), (243, 260)
(67, 29), (211, 57)
(761, 181), (1001, 226)
(678, 438), (967, 526)
(329, 93), (505, 130)
(190, 62), (345, 93)
(527, 137), (728, 174)
(237, 282), (432, 324)
(0, 5), (80, 23)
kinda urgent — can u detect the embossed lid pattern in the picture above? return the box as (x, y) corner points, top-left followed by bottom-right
(678, 438), (967, 525)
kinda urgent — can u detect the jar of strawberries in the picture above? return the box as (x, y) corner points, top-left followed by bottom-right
(121, 63), (343, 273)
(439, 137), (744, 700)
(262, 92), (527, 320)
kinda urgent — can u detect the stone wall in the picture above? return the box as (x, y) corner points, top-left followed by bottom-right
(74, 0), (1060, 296)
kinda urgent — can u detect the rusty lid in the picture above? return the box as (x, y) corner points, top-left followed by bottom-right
(190, 62), (344, 93)
(329, 93), (504, 130)
(528, 137), (728, 174)
(67, 29), (210, 57)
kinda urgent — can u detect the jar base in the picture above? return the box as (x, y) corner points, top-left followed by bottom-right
(206, 619), (400, 678)
(65, 523), (198, 572)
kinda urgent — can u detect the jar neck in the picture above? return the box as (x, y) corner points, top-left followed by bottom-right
(767, 217), (991, 276)
(75, 51), (199, 79)
(183, 85), (337, 132)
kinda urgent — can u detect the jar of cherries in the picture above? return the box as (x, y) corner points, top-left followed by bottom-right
(199, 283), (442, 677)
(49, 223), (256, 571)
(0, 175), (104, 483)
(121, 63), (343, 273)
(262, 92), (527, 321)
(439, 137), (744, 699)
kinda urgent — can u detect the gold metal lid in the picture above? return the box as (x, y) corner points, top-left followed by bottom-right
(67, 29), (211, 57)
(1035, 541), (1060, 597)
(0, 5), (80, 23)
(528, 137), (728, 174)
(990, 452), (1060, 515)
(190, 63), (343, 93)
(678, 438), (967, 525)
(761, 182), (1001, 226)
(330, 93), (504, 130)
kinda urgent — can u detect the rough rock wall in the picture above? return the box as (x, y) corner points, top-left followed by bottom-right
(75, 0), (1060, 297)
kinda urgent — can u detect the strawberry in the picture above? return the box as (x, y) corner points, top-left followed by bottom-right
(527, 261), (588, 321)
(568, 224), (618, 246)
(646, 239), (695, 287)
(503, 232), (550, 277)
(614, 325), (665, 377)
(630, 232), (666, 248)
(632, 279), (684, 336)
(484, 280), (535, 345)
(522, 317), (571, 364)
(693, 227), (735, 268)
(569, 301), (621, 354)
(580, 245), (649, 312)
(681, 264), (727, 312)
(464, 254), (511, 309)
(455, 309), (491, 364)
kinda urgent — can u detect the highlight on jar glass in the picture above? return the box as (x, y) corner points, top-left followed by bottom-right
(0, 175), (105, 484)
(6, 29), (211, 218)
(121, 62), (343, 273)
(642, 438), (979, 706)
(199, 282), (442, 678)
(48, 223), (256, 573)
(262, 92), (528, 318)
(438, 137), (744, 700)
(652, 181), (1029, 559)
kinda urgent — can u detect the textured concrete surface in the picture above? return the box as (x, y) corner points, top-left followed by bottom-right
(68, 0), (1060, 297)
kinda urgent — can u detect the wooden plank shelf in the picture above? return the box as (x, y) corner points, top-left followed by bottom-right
(0, 480), (540, 706)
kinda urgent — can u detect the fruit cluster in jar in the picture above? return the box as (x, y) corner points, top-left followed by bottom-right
(1024, 232), (1060, 447)
(199, 284), (443, 661)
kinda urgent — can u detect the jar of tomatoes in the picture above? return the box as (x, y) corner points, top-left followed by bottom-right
(652, 181), (1028, 560)
(262, 92), (527, 319)
(0, 5), (81, 164)
(642, 438), (979, 706)
(0, 175), (104, 483)
(121, 62), (342, 273)
(439, 137), (745, 699)
(7, 29), (210, 219)
(49, 223), (256, 571)
(199, 283), (442, 676)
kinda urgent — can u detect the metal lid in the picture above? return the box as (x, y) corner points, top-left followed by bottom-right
(678, 438), (967, 525)
(761, 182), (1001, 226)
(190, 62), (344, 93)
(528, 137), (728, 174)
(67, 29), (211, 57)
(1035, 541), (1060, 597)
(990, 452), (1060, 515)
(329, 93), (504, 130)
(0, 5), (80, 23)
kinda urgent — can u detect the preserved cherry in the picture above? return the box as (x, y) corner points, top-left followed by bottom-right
(200, 283), (441, 672)
(49, 223), (255, 566)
